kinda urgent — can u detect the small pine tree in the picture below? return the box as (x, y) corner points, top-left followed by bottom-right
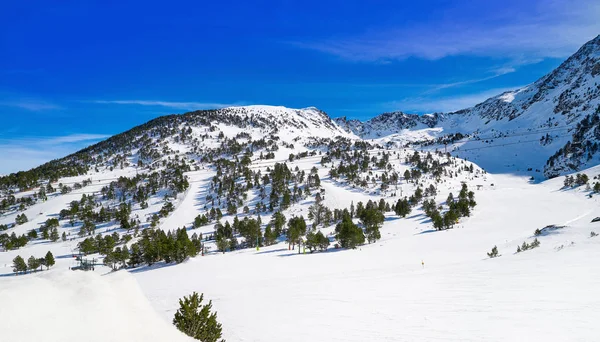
(487, 246), (499, 258)
(27, 255), (40, 272)
(50, 228), (59, 242)
(12, 255), (27, 274)
(335, 215), (365, 249)
(173, 292), (225, 342)
(394, 198), (411, 217)
(44, 251), (55, 270)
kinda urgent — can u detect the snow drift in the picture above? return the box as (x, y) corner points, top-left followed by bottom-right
(0, 269), (192, 342)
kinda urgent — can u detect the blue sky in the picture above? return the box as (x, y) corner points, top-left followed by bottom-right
(1, 0), (599, 173)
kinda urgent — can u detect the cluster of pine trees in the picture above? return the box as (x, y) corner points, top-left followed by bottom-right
(104, 228), (202, 269)
(563, 173), (589, 187)
(78, 232), (132, 255)
(423, 183), (476, 230)
(516, 238), (541, 253)
(15, 213), (28, 225)
(12, 251), (55, 275)
(0, 232), (29, 250)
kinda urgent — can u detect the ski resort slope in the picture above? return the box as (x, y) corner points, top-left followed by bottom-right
(133, 170), (600, 342)
(0, 270), (193, 342)
(1, 146), (600, 341)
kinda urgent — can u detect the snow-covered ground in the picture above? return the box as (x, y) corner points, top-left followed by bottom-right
(132, 171), (600, 342)
(0, 269), (193, 342)
(3, 36), (600, 341)
(2, 154), (599, 341)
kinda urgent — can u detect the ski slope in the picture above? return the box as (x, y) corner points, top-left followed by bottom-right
(0, 269), (193, 342)
(129, 170), (600, 342)
(1, 127), (600, 341)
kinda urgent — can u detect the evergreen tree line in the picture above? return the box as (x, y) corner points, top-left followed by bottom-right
(100, 228), (202, 269)
(12, 251), (55, 275)
(422, 183), (476, 231)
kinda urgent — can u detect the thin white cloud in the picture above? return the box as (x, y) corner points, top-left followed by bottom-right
(294, 0), (600, 62)
(385, 86), (525, 113)
(0, 99), (61, 111)
(45, 134), (111, 144)
(427, 66), (517, 93)
(0, 134), (109, 174)
(93, 100), (241, 110)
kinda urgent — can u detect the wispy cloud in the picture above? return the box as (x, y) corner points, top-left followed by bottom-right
(384, 86), (526, 114)
(44, 133), (111, 144)
(0, 133), (110, 174)
(0, 99), (62, 111)
(92, 100), (242, 110)
(293, 0), (600, 63)
(426, 66), (517, 93)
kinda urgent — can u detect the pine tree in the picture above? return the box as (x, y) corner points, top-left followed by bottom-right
(358, 208), (384, 243)
(286, 216), (307, 251)
(270, 212), (286, 237)
(487, 246), (499, 258)
(27, 229), (38, 240)
(316, 230), (330, 251)
(173, 292), (225, 342)
(263, 225), (277, 246)
(335, 214), (365, 249)
(44, 251), (55, 270)
(28, 255), (41, 272)
(394, 198), (411, 217)
(120, 245), (130, 268)
(305, 231), (318, 252)
(129, 243), (143, 267)
(12, 255), (27, 274)
(215, 235), (229, 254)
(50, 227), (60, 242)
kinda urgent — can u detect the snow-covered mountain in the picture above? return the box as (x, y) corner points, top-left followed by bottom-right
(3, 38), (600, 342)
(336, 35), (600, 177)
(6, 36), (600, 185)
(0, 105), (356, 190)
(335, 111), (441, 138)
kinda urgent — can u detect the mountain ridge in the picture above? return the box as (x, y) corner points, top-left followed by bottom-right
(2, 35), (600, 186)
(335, 34), (600, 176)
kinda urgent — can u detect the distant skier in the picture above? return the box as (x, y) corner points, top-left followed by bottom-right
(421, 260), (424, 269)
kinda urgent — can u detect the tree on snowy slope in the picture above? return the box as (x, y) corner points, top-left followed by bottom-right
(173, 292), (225, 342)
(27, 255), (40, 272)
(358, 208), (384, 243)
(394, 198), (411, 217)
(12, 255), (27, 275)
(335, 214), (364, 249)
(286, 216), (307, 251)
(307, 202), (333, 228)
(270, 211), (286, 237)
(305, 230), (330, 252)
(214, 222), (231, 253)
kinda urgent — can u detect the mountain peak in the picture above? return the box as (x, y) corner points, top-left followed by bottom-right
(335, 35), (600, 176)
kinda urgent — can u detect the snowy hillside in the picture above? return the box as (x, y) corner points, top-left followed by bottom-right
(2, 129), (600, 341)
(336, 35), (600, 178)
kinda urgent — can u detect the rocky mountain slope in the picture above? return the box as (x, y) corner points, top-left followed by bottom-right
(336, 35), (600, 177)
(0, 105), (356, 190)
